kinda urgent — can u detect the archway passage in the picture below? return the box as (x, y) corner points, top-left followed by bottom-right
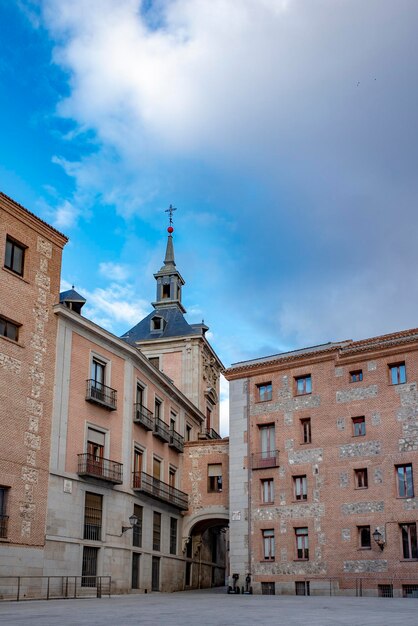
(183, 514), (229, 590)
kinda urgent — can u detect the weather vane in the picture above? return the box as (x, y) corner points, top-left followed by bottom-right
(165, 204), (177, 233)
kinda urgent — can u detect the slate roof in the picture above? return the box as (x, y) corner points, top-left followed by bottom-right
(59, 289), (86, 304)
(121, 305), (203, 344)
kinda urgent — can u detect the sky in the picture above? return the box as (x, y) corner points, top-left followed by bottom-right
(1, 0), (418, 435)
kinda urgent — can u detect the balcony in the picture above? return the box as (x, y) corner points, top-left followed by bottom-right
(85, 380), (117, 411)
(132, 471), (189, 510)
(77, 453), (123, 484)
(133, 404), (154, 430)
(153, 417), (171, 443)
(169, 429), (184, 453)
(0, 515), (8, 539)
(198, 428), (222, 440)
(251, 450), (280, 470)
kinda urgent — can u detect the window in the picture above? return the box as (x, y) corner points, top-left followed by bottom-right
(260, 424), (275, 459)
(262, 529), (275, 560)
(261, 479), (274, 504)
(378, 584), (393, 598)
(358, 525), (371, 549)
(207, 464), (223, 493)
(257, 382), (272, 402)
(4, 236), (25, 276)
(169, 467), (176, 488)
(151, 316), (163, 331)
(170, 411), (177, 433)
(153, 512), (161, 551)
(0, 487), (9, 539)
(83, 492), (102, 541)
(81, 546), (99, 587)
(186, 425), (192, 441)
(154, 398), (162, 420)
(170, 517), (177, 555)
(352, 416), (366, 437)
(295, 375), (312, 395)
(396, 464), (414, 498)
(86, 428), (105, 476)
(295, 527), (309, 560)
(389, 362), (406, 385)
(136, 383), (145, 407)
(133, 448), (143, 488)
(90, 358), (106, 401)
(294, 475), (307, 501)
(153, 457), (161, 481)
(295, 581), (310, 596)
(206, 406), (212, 430)
(354, 468), (368, 489)
(261, 582), (275, 595)
(300, 418), (311, 444)
(350, 370), (363, 382)
(400, 523), (418, 559)
(132, 505), (143, 548)
(162, 283), (170, 298)
(0, 316), (19, 342)
(149, 356), (160, 369)
(402, 584), (418, 598)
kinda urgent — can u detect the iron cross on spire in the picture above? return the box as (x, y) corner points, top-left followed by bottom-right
(165, 204), (177, 227)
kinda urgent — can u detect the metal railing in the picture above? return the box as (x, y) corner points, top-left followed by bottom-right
(132, 471), (189, 510)
(0, 515), (8, 539)
(153, 416), (171, 443)
(206, 428), (221, 440)
(252, 450), (280, 469)
(0, 576), (111, 601)
(133, 403), (154, 430)
(85, 379), (117, 410)
(77, 453), (123, 484)
(169, 429), (185, 453)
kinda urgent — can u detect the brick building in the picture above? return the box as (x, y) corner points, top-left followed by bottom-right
(226, 331), (418, 597)
(0, 192), (67, 574)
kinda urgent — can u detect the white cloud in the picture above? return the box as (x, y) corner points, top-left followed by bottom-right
(99, 261), (130, 282)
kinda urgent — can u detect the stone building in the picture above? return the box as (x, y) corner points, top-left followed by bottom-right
(225, 331), (418, 597)
(0, 192), (67, 575)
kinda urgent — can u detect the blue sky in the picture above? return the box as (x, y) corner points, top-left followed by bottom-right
(2, 1), (418, 434)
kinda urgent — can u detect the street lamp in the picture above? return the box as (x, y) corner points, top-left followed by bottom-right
(121, 514), (138, 534)
(372, 528), (385, 551)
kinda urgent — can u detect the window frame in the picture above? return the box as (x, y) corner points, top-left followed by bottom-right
(352, 416), (366, 437)
(169, 517), (178, 555)
(295, 375), (312, 396)
(396, 464), (414, 498)
(207, 463), (223, 493)
(295, 527), (309, 560)
(0, 315), (20, 343)
(400, 523), (418, 560)
(152, 511), (162, 551)
(257, 382), (272, 402)
(354, 468), (368, 489)
(4, 235), (26, 277)
(261, 478), (274, 504)
(300, 418), (312, 444)
(293, 475), (308, 501)
(350, 370), (363, 383)
(132, 504), (143, 548)
(357, 525), (371, 549)
(262, 528), (275, 561)
(389, 362), (406, 385)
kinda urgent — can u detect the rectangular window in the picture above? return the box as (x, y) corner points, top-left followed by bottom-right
(358, 525), (371, 549)
(257, 382), (272, 402)
(389, 362), (406, 385)
(261, 479), (274, 504)
(153, 512), (161, 551)
(136, 384), (144, 406)
(84, 492), (102, 541)
(0, 316), (19, 342)
(295, 527), (309, 560)
(207, 463), (223, 493)
(396, 464), (414, 498)
(260, 424), (275, 459)
(0, 487), (9, 539)
(4, 236), (25, 276)
(400, 523), (418, 559)
(352, 416), (366, 437)
(295, 581), (310, 596)
(378, 584), (393, 598)
(170, 517), (177, 555)
(132, 505), (143, 548)
(262, 529), (275, 560)
(170, 411), (177, 432)
(300, 418), (311, 444)
(169, 467), (176, 488)
(295, 375), (312, 395)
(149, 356), (160, 369)
(354, 468), (368, 489)
(86, 428), (105, 476)
(294, 475), (307, 501)
(350, 370), (363, 382)
(154, 398), (162, 420)
(81, 546), (99, 587)
(261, 582), (275, 595)
(186, 425), (192, 441)
(402, 584), (418, 598)
(153, 457), (161, 481)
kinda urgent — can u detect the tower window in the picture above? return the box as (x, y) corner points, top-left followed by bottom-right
(162, 284), (170, 299)
(151, 317), (164, 332)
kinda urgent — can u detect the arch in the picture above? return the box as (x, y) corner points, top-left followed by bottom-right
(183, 508), (229, 547)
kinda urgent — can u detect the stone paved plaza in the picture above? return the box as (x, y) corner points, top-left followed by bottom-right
(0, 589), (417, 626)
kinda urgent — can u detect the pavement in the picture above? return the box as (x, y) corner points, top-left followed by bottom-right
(0, 588), (417, 626)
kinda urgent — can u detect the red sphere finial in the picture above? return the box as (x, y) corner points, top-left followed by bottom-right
(167, 226), (174, 234)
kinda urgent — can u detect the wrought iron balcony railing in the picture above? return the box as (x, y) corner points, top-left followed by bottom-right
(0, 514), (8, 539)
(169, 429), (184, 453)
(85, 380), (117, 410)
(198, 428), (222, 440)
(251, 450), (280, 470)
(133, 403), (154, 430)
(132, 471), (189, 510)
(77, 453), (123, 484)
(153, 416), (171, 443)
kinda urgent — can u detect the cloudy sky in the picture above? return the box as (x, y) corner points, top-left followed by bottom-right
(1, 1), (418, 433)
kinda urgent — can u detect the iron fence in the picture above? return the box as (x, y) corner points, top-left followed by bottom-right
(0, 576), (111, 601)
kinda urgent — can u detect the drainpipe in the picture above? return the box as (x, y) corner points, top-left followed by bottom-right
(246, 377), (252, 580)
